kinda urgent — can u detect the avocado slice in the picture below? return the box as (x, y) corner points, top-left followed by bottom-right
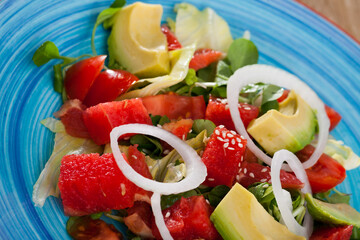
(210, 183), (305, 240)
(108, 2), (170, 78)
(305, 193), (360, 227)
(247, 90), (316, 155)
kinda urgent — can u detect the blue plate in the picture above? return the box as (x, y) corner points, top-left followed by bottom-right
(0, 0), (359, 239)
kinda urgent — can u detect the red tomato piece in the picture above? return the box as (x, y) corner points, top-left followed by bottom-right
(152, 196), (221, 240)
(161, 25), (182, 51)
(64, 55), (106, 101)
(205, 97), (259, 130)
(189, 48), (223, 71)
(201, 126), (247, 187)
(277, 89), (290, 102)
(325, 105), (342, 131)
(296, 145), (346, 193)
(236, 161), (304, 189)
(53, 99), (90, 138)
(83, 69), (138, 107)
(128, 145), (153, 180)
(83, 99), (152, 145)
(58, 153), (138, 216)
(142, 94), (206, 120)
(162, 119), (194, 141)
(310, 225), (353, 240)
(124, 201), (154, 239)
(243, 147), (258, 163)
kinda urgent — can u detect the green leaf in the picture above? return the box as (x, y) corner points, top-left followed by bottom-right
(214, 60), (232, 86)
(130, 134), (162, 158)
(227, 38), (259, 71)
(351, 226), (360, 239)
(197, 63), (216, 82)
(110, 0), (126, 8)
(260, 100), (279, 115)
(90, 212), (103, 220)
(161, 190), (198, 209)
(192, 119), (216, 137)
(314, 189), (351, 205)
(53, 64), (63, 93)
(206, 185), (230, 207)
(261, 84), (283, 104)
(210, 85), (227, 98)
(150, 115), (169, 126)
(158, 115), (170, 125)
(32, 41), (60, 66)
(184, 68), (198, 85)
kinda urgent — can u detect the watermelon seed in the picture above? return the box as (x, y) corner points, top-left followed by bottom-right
(243, 168), (247, 174)
(249, 173), (255, 178)
(261, 168), (268, 173)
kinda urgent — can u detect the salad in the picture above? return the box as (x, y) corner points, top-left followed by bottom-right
(31, 1), (360, 239)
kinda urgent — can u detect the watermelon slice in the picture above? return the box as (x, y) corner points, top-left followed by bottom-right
(58, 151), (151, 216)
(205, 97), (259, 130)
(201, 126), (247, 187)
(151, 196), (220, 240)
(83, 99), (152, 145)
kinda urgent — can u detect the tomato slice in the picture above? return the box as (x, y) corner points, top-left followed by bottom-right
(64, 55), (106, 101)
(277, 89), (290, 102)
(189, 48), (223, 71)
(161, 25), (182, 51)
(325, 105), (342, 131)
(83, 69), (138, 107)
(310, 225), (353, 240)
(142, 94), (206, 120)
(296, 145), (346, 193)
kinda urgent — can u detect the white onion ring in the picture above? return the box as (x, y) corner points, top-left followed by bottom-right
(110, 124), (207, 240)
(271, 150), (313, 238)
(227, 64), (330, 170)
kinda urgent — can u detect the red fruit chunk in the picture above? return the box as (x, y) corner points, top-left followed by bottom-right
(124, 201), (154, 238)
(64, 55), (106, 101)
(201, 126), (247, 187)
(152, 196), (221, 240)
(236, 161), (304, 189)
(189, 49), (223, 71)
(58, 153), (138, 216)
(83, 99), (152, 145)
(83, 69), (139, 107)
(162, 119), (194, 141)
(205, 97), (259, 130)
(142, 94), (206, 120)
(243, 147), (258, 163)
(296, 145), (346, 193)
(310, 225), (353, 240)
(277, 89), (290, 102)
(53, 99), (90, 138)
(325, 105), (342, 131)
(161, 25), (182, 51)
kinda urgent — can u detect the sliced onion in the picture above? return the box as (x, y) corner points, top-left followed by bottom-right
(227, 64), (330, 170)
(110, 124), (207, 240)
(271, 150), (313, 238)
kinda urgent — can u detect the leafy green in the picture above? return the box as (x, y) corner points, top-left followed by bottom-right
(214, 60), (232, 86)
(90, 212), (103, 220)
(33, 119), (103, 207)
(174, 3), (233, 53)
(161, 190), (199, 210)
(32, 41), (61, 66)
(314, 188), (351, 205)
(227, 38), (259, 71)
(204, 185), (230, 207)
(184, 68), (198, 85)
(351, 227), (360, 239)
(91, 0), (126, 55)
(150, 115), (170, 126)
(130, 134), (163, 158)
(248, 183), (306, 224)
(191, 119), (216, 137)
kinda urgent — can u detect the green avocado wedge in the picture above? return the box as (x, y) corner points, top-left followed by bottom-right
(305, 193), (360, 227)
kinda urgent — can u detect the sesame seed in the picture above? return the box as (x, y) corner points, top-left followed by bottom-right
(165, 212), (170, 218)
(231, 139), (235, 145)
(249, 173), (255, 178)
(241, 136), (245, 139)
(149, 166), (153, 170)
(182, 134), (186, 140)
(223, 142), (229, 148)
(227, 133), (234, 138)
(236, 138), (241, 142)
(222, 132), (226, 139)
(215, 129), (220, 135)
(163, 150), (170, 155)
(236, 175), (240, 181)
(189, 129), (193, 133)
(225, 105), (229, 110)
(121, 184), (126, 196)
(261, 168), (268, 173)
(219, 125), (225, 128)
(132, 155), (137, 159)
(238, 143), (243, 148)
(260, 179), (267, 182)
(217, 136), (224, 142)
(238, 168), (242, 173)
(241, 156), (244, 161)
(244, 168), (247, 174)
(157, 124), (162, 128)
(244, 107), (251, 110)
(228, 147), (235, 150)
(238, 162), (241, 167)
(262, 184), (269, 188)
(223, 138), (229, 142)
(208, 178), (215, 181)
(230, 130), (237, 135)
(206, 199), (210, 205)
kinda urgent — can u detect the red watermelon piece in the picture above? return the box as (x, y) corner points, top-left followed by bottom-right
(201, 126), (247, 187)
(236, 161), (304, 189)
(205, 97), (259, 130)
(58, 152), (151, 216)
(83, 98), (152, 145)
(152, 196), (220, 240)
(162, 119), (193, 141)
